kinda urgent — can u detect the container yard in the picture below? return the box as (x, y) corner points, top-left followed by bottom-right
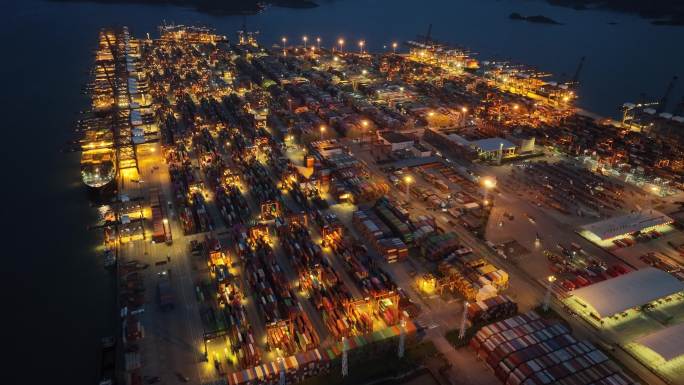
(73, 22), (684, 385)
(470, 311), (639, 385)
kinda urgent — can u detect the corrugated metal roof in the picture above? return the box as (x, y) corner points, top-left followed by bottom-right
(581, 210), (672, 240)
(572, 267), (684, 318)
(472, 137), (517, 152)
(635, 322), (684, 361)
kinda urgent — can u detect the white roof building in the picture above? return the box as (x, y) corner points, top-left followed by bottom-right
(580, 210), (673, 241)
(571, 267), (684, 319)
(471, 137), (516, 153)
(634, 323), (684, 362)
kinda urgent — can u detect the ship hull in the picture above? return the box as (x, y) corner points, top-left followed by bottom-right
(86, 177), (118, 204)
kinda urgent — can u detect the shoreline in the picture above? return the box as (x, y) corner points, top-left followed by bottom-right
(546, 0), (684, 26)
(49, 0), (319, 15)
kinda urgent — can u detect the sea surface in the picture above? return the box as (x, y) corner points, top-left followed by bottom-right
(2, 0), (683, 384)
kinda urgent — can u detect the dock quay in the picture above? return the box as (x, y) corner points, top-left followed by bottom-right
(74, 23), (684, 385)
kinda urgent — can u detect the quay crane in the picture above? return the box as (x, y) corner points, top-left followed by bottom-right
(566, 56), (585, 89)
(657, 75), (678, 113)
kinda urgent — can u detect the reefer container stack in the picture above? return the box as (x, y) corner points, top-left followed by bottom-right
(470, 312), (639, 385)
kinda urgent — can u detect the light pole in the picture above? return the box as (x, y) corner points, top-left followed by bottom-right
(459, 301), (469, 339)
(341, 336), (348, 377)
(361, 119), (369, 144)
(319, 124), (326, 140)
(302, 35), (308, 49)
(392, 42), (398, 54)
(398, 318), (406, 358)
(404, 175), (413, 196)
(358, 40), (365, 54)
(481, 177), (496, 201)
(338, 38), (344, 53)
(543, 275), (556, 312)
(427, 111), (435, 127)
(278, 356), (285, 385)
(316, 37), (321, 49)
(461, 106), (468, 127)
(281, 37), (287, 54)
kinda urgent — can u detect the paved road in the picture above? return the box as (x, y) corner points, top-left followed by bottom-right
(347, 140), (670, 385)
(118, 143), (214, 384)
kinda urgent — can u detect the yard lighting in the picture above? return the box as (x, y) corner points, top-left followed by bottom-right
(543, 275), (557, 312)
(481, 177), (496, 190)
(404, 175), (413, 195)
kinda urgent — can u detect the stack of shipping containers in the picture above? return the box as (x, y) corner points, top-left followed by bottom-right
(470, 312), (639, 385)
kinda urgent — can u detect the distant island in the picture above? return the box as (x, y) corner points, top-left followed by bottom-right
(509, 12), (563, 25)
(50, 0), (318, 15)
(546, 0), (684, 26)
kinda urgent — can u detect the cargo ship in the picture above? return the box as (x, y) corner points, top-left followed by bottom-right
(79, 27), (128, 200)
(80, 129), (117, 198)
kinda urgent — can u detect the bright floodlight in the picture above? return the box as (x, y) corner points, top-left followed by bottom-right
(482, 177), (496, 189)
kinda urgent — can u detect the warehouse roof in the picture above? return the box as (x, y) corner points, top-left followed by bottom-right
(380, 131), (414, 144)
(471, 138), (516, 152)
(581, 210), (673, 240)
(447, 133), (471, 147)
(572, 268), (684, 318)
(390, 156), (441, 169)
(634, 323), (684, 361)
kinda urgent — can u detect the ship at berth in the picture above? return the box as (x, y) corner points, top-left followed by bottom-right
(77, 26), (156, 200)
(81, 149), (117, 189)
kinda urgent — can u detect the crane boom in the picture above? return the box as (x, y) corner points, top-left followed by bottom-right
(571, 56), (585, 86)
(658, 75), (678, 113)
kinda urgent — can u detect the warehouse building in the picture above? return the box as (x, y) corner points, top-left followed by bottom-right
(627, 322), (684, 384)
(579, 210), (673, 245)
(445, 134), (518, 161)
(470, 138), (517, 160)
(569, 267), (684, 321)
(377, 131), (415, 151)
(633, 323), (684, 362)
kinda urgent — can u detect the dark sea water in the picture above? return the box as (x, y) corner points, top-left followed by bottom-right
(2, 0), (682, 384)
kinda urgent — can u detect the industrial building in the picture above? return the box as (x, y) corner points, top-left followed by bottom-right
(633, 323), (684, 362)
(471, 138), (517, 160)
(569, 267), (684, 321)
(377, 131), (415, 151)
(627, 323), (684, 384)
(446, 134), (518, 161)
(579, 210), (674, 246)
